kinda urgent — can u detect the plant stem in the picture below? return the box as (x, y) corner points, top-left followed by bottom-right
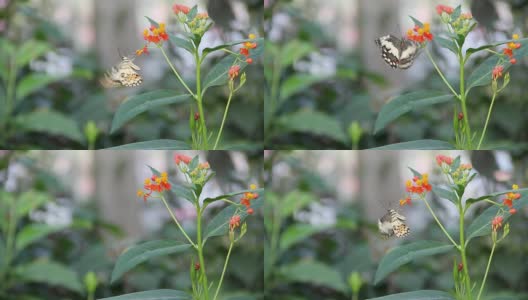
(196, 206), (209, 300)
(458, 205), (472, 299)
(160, 196), (196, 247)
(212, 241), (234, 300)
(476, 242), (496, 300)
(423, 198), (458, 248)
(195, 51), (209, 149)
(2, 57), (16, 140)
(458, 52), (472, 148)
(213, 91), (233, 150)
(159, 47), (195, 98)
(425, 48), (459, 99)
(477, 91), (497, 150)
(0, 199), (17, 293)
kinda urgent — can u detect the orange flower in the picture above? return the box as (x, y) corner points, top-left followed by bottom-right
(407, 22), (433, 43)
(229, 215), (241, 231)
(240, 185), (259, 214)
(405, 173), (432, 195)
(502, 184), (521, 210)
(174, 153), (192, 165)
(173, 4), (191, 15)
(491, 216), (503, 232)
(502, 34), (522, 63)
(136, 45), (149, 56)
(238, 34), (259, 63)
(436, 4), (454, 15)
(196, 12), (209, 19)
(436, 155), (453, 166)
(143, 23), (169, 44)
(246, 58), (253, 64)
(399, 196), (412, 206)
(228, 65), (240, 80)
(199, 162), (210, 169)
(138, 172), (171, 202)
(460, 13), (472, 19)
(510, 208), (517, 214)
(492, 65), (504, 80)
(194, 262), (200, 271)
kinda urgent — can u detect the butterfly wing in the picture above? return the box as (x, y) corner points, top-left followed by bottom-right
(100, 57), (143, 88)
(393, 222), (410, 237)
(375, 35), (402, 69)
(378, 211), (395, 238)
(397, 39), (419, 69)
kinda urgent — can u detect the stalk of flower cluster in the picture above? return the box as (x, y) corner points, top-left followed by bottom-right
(214, 87), (234, 150)
(458, 51), (473, 148)
(477, 91), (497, 150)
(159, 46), (195, 98)
(422, 196), (458, 247)
(425, 48), (459, 98)
(196, 205), (210, 299)
(458, 204), (472, 299)
(213, 241), (234, 300)
(477, 242), (496, 300)
(0, 201), (17, 293)
(160, 195), (196, 247)
(194, 51), (209, 149)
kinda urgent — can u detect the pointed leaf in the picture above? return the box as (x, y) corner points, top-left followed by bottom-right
(276, 111), (347, 143)
(366, 290), (455, 300)
(16, 40), (51, 68)
(436, 37), (458, 55)
(15, 191), (52, 218)
(99, 290), (192, 300)
(279, 40), (314, 67)
(279, 224), (330, 252)
(168, 34), (194, 54)
(203, 188), (264, 206)
(374, 241), (455, 284)
(374, 91), (455, 133)
(15, 261), (83, 292)
(203, 38), (262, 57)
(16, 74), (64, 101)
(15, 111), (84, 143)
(466, 188), (528, 208)
(16, 224), (66, 252)
(110, 90), (191, 133)
(281, 190), (317, 218)
(279, 74), (330, 101)
(108, 140), (191, 150)
(371, 140), (455, 150)
(433, 185), (458, 205)
(111, 240), (191, 283)
(278, 261), (347, 293)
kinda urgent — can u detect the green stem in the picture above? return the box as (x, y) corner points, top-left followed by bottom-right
(423, 198), (459, 248)
(159, 46), (195, 98)
(0, 199), (17, 293)
(477, 91), (497, 150)
(2, 57), (17, 138)
(458, 52), (472, 148)
(425, 48), (459, 99)
(476, 242), (496, 300)
(195, 51), (208, 149)
(196, 206), (209, 300)
(160, 195), (196, 247)
(212, 241), (234, 300)
(213, 90), (234, 150)
(459, 205), (472, 299)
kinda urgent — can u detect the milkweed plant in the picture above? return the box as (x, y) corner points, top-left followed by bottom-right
(370, 154), (527, 300)
(374, 4), (527, 150)
(111, 3), (262, 150)
(101, 153), (263, 300)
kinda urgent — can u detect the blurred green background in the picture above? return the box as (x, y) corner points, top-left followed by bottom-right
(0, 150), (264, 300)
(264, 0), (528, 149)
(264, 150), (528, 299)
(0, 0), (263, 149)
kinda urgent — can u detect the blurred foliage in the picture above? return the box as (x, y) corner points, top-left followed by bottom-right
(0, 151), (264, 299)
(264, 0), (528, 149)
(264, 151), (528, 299)
(0, 0), (263, 150)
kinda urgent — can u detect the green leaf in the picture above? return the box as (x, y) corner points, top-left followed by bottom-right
(465, 192), (527, 244)
(407, 167), (422, 178)
(16, 74), (64, 101)
(466, 188), (528, 208)
(111, 90), (191, 133)
(168, 34), (194, 54)
(15, 261), (83, 293)
(366, 290), (455, 300)
(409, 16), (423, 27)
(203, 38), (261, 57)
(374, 241), (455, 284)
(16, 191), (52, 218)
(279, 224), (330, 252)
(432, 185), (458, 205)
(16, 40), (51, 68)
(16, 224), (66, 252)
(187, 5), (198, 21)
(279, 261), (347, 293)
(436, 37), (458, 55)
(276, 111), (347, 143)
(451, 5), (462, 21)
(111, 240), (191, 283)
(145, 16), (159, 27)
(374, 91), (455, 133)
(280, 40), (314, 67)
(279, 74), (329, 101)
(107, 140), (191, 150)
(204, 197), (263, 241)
(99, 290), (192, 300)
(203, 188), (264, 206)
(15, 110), (84, 143)
(281, 190), (317, 218)
(465, 55), (508, 94)
(171, 184), (196, 204)
(371, 140), (456, 150)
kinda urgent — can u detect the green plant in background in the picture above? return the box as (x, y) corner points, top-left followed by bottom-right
(109, 3), (263, 150)
(102, 153), (263, 300)
(0, 189), (84, 298)
(370, 154), (528, 300)
(373, 4), (528, 150)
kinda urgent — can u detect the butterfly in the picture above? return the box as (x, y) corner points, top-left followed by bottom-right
(100, 55), (143, 88)
(375, 35), (420, 69)
(378, 209), (410, 238)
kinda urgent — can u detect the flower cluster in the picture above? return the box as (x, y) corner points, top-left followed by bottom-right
(503, 34), (522, 65)
(172, 3), (212, 36)
(228, 65), (241, 80)
(406, 174), (432, 195)
(229, 215), (241, 231)
(502, 184), (521, 214)
(407, 22), (433, 43)
(492, 65), (504, 80)
(491, 215), (503, 232)
(136, 23), (170, 56)
(239, 34), (258, 64)
(435, 4), (476, 36)
(137, 172), (172, 202)
(173, 153), (211, 185)
(436, 154), (453, 166)
(175, 153), (192, 165)
(436, 155), (473, 186)
(240, 184), (259, 214)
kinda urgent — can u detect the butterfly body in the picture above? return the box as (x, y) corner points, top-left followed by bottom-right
(378, 209), (410, 238)
(375, 35), (419, 69)
(101, 56), (143, 88)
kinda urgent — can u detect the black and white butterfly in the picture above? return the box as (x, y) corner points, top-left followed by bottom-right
(378, 209), (410, 238)
(100, 55), (143, 88)
(375, 35), (420, 69)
